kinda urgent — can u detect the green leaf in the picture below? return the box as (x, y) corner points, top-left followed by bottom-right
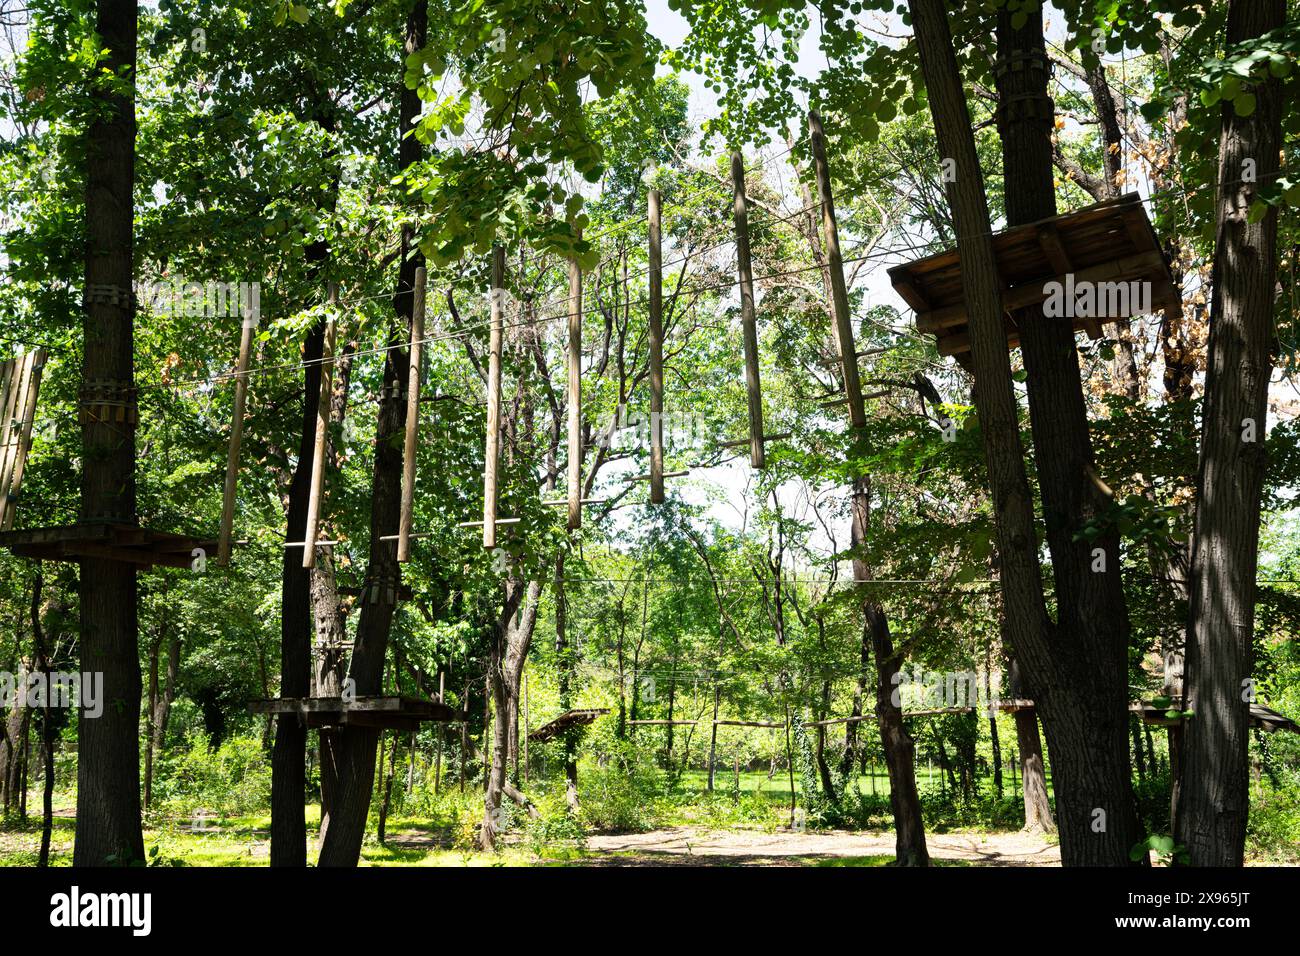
(1234, 92), (1256, 117)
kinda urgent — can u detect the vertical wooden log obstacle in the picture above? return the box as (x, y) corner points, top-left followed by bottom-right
(217, 299), (259, 566)
(809, 111), (866, 429)
(731, 151), (765, 469)
(567, 232), (584, 529)
(648, 190), (666, 502)
(398, 266), (427, 562)
(302, 283), (338, 569)
(0, 349), (46, 531)
(483, 246), (505, 550)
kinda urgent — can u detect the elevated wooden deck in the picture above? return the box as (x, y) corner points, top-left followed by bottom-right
(0, 522), (217, 570)
(888, 193), (1178, 365)
(249, 695), (466, 731)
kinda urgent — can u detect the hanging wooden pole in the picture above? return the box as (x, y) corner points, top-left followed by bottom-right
(217, 305), (258, 566)
(0, 358), (25, 527)
(566, 233), (583, 530)
(398, 265), (427, 562)
(731, 151), (765, 469)
(483, 247), (505, 550)
(303, 283), (338, 569)
(1, 349), (46, 531)
(648, 189), (666, 502)
(809, 110), (866, 429)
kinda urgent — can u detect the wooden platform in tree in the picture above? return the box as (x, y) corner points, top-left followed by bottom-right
(248, 695), (466, 731)
(0, 522), (217, 569)
(528, 707), (609, 743)
(1130, 698), (1299, 734)
(887, 193), (1178, 365)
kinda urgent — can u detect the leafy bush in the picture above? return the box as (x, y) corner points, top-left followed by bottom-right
(522, 790), (586, 857)
(1248, 774), (1300, 862)
(916, 783), (1024, 831)
(152, 734), (271, 818)
(579, 738), (666, 832)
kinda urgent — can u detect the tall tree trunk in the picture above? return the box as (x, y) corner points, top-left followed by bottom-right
(985, 663), (1003, 800)
(909, 0), (1140, 864)
(145, 627), (180, 808)
(1177, 0), (1284, 868)
(32, 574), (55, 866)
(707, 685), (720, 791)
(481, 577), (542, 850)
(75, 0), (143, 867)
(314, 2), (427, 868)
(1008, 657), (1055, 833)
(554, 551), (580, 811)
(995, 6), (1137, 856)
(270, 305), (324, 867)
(853, 477), (928, 865)
(2, 661), (28, 813)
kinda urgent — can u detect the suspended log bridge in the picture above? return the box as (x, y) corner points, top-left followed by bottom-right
(527, 707), (610, 743)
(887, 192), (1178, 369)
(248, 695), (466, 732)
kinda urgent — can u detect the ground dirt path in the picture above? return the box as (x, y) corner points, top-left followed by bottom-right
(581, 826), (1061, 866)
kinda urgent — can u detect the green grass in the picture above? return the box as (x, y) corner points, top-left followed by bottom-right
(675, 768), (952, 798)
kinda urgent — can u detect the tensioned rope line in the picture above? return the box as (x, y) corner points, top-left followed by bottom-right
(161, 243), (914, 389)
(157, 157), (1300, 393)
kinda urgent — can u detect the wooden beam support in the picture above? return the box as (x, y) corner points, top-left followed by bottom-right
(303, 284), (338, 569)
(648, 190), (666, 502)
(809, 110), (866, 429)
(1034, 221), (1072, 273)
(718, 431), (791, 448)
(398, 266), (426, 563)
(622, 469), (688, 483)
(891, 275), (931, 313)
(731, 151), (765, 469)
(484, 246), (505, 550)
(217, 312), (257, 566)
(567, 232), (583, 529)
(459, 517), (520, 529)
